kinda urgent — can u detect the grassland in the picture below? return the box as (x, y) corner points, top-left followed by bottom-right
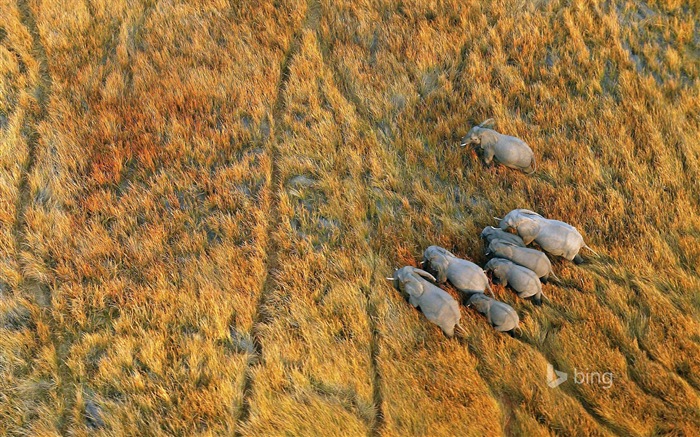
(1, 0), (698, 435)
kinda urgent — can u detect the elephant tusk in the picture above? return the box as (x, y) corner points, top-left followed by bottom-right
(583, 244), (600, 257)
(493, 217), (502, 222)
(386, 277), (395, 281)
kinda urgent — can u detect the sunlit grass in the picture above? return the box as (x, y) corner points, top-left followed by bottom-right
(0, 0), (698, 435)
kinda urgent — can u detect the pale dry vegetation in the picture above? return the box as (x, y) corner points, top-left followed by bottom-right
(0, 0), (698, 435)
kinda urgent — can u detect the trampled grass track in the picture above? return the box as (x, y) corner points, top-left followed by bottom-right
(13, 0), (75, 432)
(1, 0), (699, 435)
(235, 0), (320, 431)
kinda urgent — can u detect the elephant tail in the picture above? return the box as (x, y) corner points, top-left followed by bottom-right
(455, 323), (468, 339)
(549, 271), (561, 283)
(526, 156), (536, 174)
(583, 244), (600, 257)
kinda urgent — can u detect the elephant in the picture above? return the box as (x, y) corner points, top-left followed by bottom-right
(421, 245), (494, 297)
(460, 118), (535, 174)
(485, 240), (558, 283)
(480, 226), (526, 247)
(498, 209), (599, 264)
(484, 258), (544, 305)
(387, 266), (466, 338)
(467, 293), (521, 336)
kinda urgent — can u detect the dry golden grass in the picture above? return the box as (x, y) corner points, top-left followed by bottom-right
(1, 0), (699, 435)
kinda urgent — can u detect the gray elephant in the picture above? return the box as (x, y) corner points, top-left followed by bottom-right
(387, 266), (466, 338)
(484, 258), (544, 305)
(485, 240), (558, 283)
(460, 118), (535, 174)
(421, 246), (494, 297)
(498, 209), (599, 264)
(480, 226), (526, 247)
(467, 293), (521, 336)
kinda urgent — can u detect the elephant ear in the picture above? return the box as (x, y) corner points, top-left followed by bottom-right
(479, 118), (495, 129)
(486, 240), (498, 254)
(404, 280), (424, 307)
(433, 246), (453, 257)
(517, 219), (540, 245)
(498, 240), (519, 248)
(470, 294), (489, 314)
(430, 256), (448, 284)
(412, 267), (437, 283)
(519, 209), (542, 218)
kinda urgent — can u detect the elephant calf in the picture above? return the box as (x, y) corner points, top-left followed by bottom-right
(481, 226), (526, 247)
(422, 245), (493, 296)
(461, 118), (535, 174)
(486, 240), (557, 283)
(387, 266), (466, 338)
(484, 258), (543, 305)
(468, 293), (520, 336)
(499, 209), (599, 264)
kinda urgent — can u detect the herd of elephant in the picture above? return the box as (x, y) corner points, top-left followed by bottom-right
(386, 120), (599, 338)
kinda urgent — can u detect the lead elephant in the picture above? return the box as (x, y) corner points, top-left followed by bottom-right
(461, 119), (535, 174)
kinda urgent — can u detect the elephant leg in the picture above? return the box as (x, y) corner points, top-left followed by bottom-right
(443, 325), (455, 338)
(573, 254), (584, 265)
(532, 293), (543, 306)
(483, 149), (495, 166)
(541, 275), (549, 284)
(506, 329), (516, 338)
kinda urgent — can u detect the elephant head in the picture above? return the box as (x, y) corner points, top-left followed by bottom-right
(421, 246), (453, 284)
(467, 292), (492, 313)
(480, 226), (499, 242)
(499, 209), (542, 245)
(387, 266), (437, 307)
(484, 258), (507, 277)
(468, 293), (521, 336)
(460, 118), (495, 148)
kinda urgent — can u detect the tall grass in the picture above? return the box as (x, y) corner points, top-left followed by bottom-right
(1, 0), (698, 435)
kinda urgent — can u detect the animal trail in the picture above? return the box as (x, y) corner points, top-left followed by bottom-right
(362, 266), (385, 436)
(123, 3), (156, 93)
(315, 15), (387, 426)
(14, 0), (76, 433)
(235, 0), (323, 432)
